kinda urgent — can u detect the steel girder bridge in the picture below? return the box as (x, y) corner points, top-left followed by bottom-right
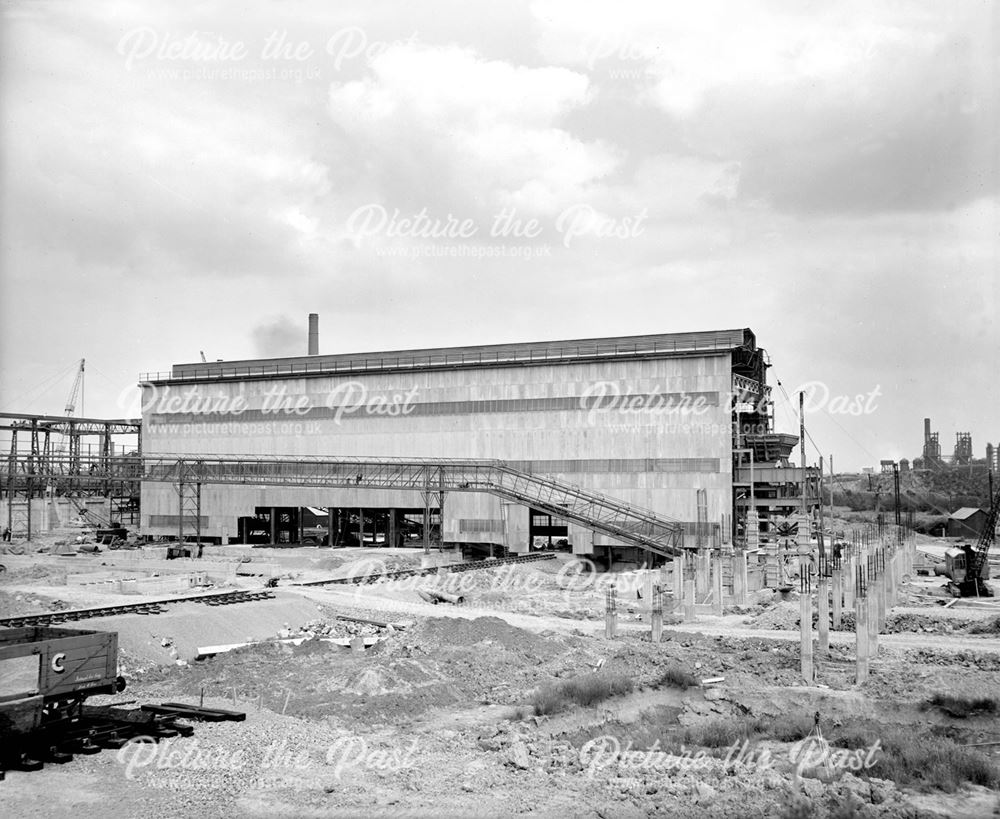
(3, 453), (686, 558)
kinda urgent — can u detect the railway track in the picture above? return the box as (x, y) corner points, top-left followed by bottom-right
(1, 703), (244, 778)
(0, 554), (554, 627)
(0, 589), (277, 629)
(295, 551), (557, 587)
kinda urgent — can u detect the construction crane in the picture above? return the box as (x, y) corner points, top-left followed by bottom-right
(945, 478), (999, 597)
(64, 359), (85, 416)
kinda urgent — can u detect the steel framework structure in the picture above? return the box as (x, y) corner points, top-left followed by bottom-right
(2, 413), (142, 536)
(3, 453), (687, 556)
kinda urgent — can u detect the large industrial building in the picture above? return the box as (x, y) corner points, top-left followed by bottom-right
(138, 323), (816, 565)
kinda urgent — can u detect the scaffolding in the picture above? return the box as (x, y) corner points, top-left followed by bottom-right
(2, 412), (142, 535)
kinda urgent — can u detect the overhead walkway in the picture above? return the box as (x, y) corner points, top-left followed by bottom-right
(4, 453), (687, 557)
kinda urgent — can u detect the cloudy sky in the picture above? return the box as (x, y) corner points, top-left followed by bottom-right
(0, 0), (996, 470)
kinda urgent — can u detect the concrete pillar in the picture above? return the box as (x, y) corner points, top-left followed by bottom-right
(605, 608), (617, 638)
(899, 549), (906, 590)
(817, 575), (829, 654)
(683, 578), (696, 622)
(876, 565), (887, 631)
(673, 553), (685, 612)
(844, 554), (855, 609)
(799, 566), (813, 683)
(712, 554), (724, 615)
(388, 509), (397, 550)
(327, 508), (336, 547)
(831, 567), (843, 630)
(269, 507), (277, 546)
(695, 550), (709, 596)
(885, 547), (899, 609)
(651, 612), (662, 643)
(868, 592), (879, 654)
(733, 551), (748, 605)
(855, 596), (869, 684)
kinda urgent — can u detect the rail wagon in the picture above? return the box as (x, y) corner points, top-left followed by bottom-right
(0, 626), (125, 741)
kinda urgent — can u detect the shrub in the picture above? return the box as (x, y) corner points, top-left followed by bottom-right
(657, 664), (699, 689)
(768, 713), (815, 742)
(529, 672), (635, 716)
(924, 693), (1000, 719)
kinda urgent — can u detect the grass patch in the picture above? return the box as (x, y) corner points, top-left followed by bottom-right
(656, 664), (699, 689)
(683, 718), (758, 748)
(681, 713), (813, 748)
(923, 693), (1000, 719)
(530, 671), (634, 716)
(827, 721), (1000, 792)
(767, 713), (815, 742)
(680, 713), (997, 791)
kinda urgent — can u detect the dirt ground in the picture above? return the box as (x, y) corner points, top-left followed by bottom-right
(2, 533), (1000, 817)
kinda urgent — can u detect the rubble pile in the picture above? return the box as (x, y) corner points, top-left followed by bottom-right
(0, 589), (71, 617)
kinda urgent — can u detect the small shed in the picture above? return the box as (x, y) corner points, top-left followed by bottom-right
(946, 507), (989, 539)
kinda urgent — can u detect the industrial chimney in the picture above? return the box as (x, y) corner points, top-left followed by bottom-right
(923, 417), (931, 442)
(308, 313), (319, 356)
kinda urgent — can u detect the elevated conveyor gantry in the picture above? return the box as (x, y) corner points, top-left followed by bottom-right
(4, 454), (687, 557)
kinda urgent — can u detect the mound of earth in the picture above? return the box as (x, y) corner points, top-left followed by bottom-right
(404, 616), (560, 658)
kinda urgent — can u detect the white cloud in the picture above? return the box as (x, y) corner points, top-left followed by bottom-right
(329, 44), (620, 216)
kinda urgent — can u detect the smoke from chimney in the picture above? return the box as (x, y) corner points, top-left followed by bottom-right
(308, 313), (319, 356)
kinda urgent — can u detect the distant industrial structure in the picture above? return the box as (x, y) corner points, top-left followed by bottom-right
(915, 417), (997, 473)
(921, 417), (942, 466)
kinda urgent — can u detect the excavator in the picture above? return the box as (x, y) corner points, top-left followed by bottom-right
(944, 484), (999, 597)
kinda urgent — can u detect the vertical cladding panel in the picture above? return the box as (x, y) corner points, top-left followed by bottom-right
(142, 353), (734, 541)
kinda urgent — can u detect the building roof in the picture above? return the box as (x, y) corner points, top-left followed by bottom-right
(144, 328), (758, 384)
(949, 507), (986, 520)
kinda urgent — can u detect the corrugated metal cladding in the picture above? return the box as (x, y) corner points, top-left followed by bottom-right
(141, 330), (749, 553)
